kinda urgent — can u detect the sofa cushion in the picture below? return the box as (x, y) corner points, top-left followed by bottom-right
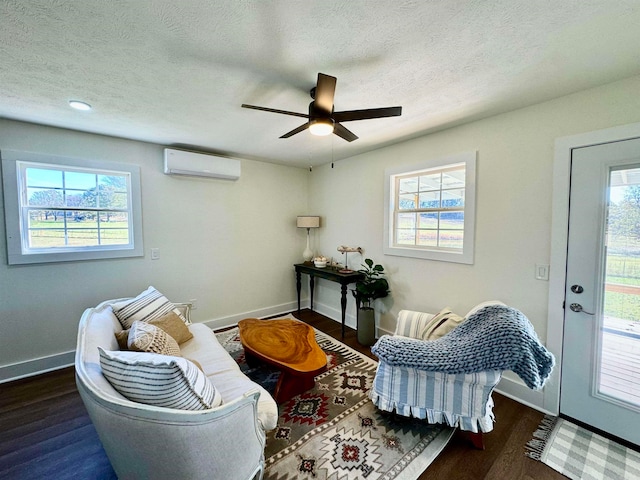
(111, 286), (186, 329)
(128, 321), (181, 356)
(98, 348), (222, 410)
(181, 323), (279, 431)
(421, 307), (464, 340)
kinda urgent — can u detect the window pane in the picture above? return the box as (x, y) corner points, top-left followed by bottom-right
(29, 229), (66, 248)
(26, 168), (62, 189)
(398, 193), (416, 210)
(77, 189), (97, 207)
(439, 230), (464, 248)
(109, 192), (128, 209)
(418, 212), (438, 229)
(27, 188), (64, 207)
(65, 171), (97, 190)
(68, 229), (99, 246)
(419, 191), (440, 208)
(417, 229), (438, 246)
(419, 173), (441, 191)
(99, 174), (127, 191)
(396, 229), (416, 245)
(28, 210), (66, 248)
(442, 188), (465, 208)
(100, 228), (129, 245)
(397, 212), (416, 229)
(442, 169), (465, 189)
(399, 177), (418, 194)
(440, 211), (464, 229)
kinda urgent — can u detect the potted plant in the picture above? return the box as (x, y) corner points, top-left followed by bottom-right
(352, 259), (390, 345)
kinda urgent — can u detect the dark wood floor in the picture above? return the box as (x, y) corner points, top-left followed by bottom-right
(0, 309), (564, 479)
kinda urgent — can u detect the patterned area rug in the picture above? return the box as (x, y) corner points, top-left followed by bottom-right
(526, 415), (640, 480)
(215, 325), (454, 480)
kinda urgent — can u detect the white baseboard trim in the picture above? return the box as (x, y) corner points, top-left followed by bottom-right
(201, 301), (300, 331)
(1, 350), (75, 384)
(495, 375), (554, 416)
(311, 300), (357, 331)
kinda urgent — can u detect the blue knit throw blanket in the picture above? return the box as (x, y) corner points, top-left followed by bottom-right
(371, 305), (555, 390)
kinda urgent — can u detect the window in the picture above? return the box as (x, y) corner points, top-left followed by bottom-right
(384, 151), (476, 264)
(2, 150), (143, 264)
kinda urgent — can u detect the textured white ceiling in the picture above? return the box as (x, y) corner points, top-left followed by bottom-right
(2, 1), (640, 168)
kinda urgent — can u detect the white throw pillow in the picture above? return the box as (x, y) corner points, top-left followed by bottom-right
(111, 286), (187, 329)
(98, 348), (222, 410)
(128, 321), (181, 356)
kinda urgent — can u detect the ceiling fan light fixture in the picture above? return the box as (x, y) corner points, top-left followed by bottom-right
(309, 118), (334, 136)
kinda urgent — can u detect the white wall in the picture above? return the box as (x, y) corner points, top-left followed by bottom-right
(307, 74), (640, 411)
(0, 119), (309, 381)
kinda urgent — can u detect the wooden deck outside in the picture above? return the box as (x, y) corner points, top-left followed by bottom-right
(599, 315), (640, 407)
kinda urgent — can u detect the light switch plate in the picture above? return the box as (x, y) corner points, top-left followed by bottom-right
(535, 264), (549, 281)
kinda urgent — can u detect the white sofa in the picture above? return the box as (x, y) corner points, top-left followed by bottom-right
(75, 298), (278, 480)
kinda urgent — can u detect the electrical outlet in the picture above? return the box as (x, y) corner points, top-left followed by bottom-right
(150, 248), (160, 260)
(189, 298), (198, 310)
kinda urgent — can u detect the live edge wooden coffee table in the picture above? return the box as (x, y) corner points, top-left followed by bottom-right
(237, 318), (327, 403)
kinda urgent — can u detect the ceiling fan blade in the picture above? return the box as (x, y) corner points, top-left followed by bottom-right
(280, 122), (310, 138)
(333, 123), (358, 142)
(241, 104), (309, 119)
(314, 73), (337, 113)
(333, 106), (402, 122)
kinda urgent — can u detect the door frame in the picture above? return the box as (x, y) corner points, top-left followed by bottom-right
(547, 121), (640, 415)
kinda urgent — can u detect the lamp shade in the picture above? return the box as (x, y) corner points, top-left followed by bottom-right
(297, 216), (320, 228)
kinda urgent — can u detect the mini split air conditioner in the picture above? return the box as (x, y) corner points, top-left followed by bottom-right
(163, 148), (241, 180)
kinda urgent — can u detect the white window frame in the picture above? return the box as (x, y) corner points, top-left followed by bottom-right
(1, 150), (143, 265)
(383, 151), (476, 264)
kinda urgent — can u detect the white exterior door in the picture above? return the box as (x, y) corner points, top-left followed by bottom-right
(561, 137), (640, 446)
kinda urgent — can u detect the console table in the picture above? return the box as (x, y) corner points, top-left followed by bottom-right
(294, 263), (364, 337)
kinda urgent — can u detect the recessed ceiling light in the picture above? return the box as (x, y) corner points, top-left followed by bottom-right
(69, 100), (92, 111)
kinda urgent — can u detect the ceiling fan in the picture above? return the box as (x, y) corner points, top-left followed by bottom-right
(241, 73), (402, 142)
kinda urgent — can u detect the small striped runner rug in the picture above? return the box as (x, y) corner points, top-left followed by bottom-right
(526, 415), (640, 480)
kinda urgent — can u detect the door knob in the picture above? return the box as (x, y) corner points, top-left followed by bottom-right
(569, 303), (595, 315)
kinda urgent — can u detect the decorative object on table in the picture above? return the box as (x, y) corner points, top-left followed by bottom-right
(215, 319), (454, 480)
(297, 216), (320, 262)
(352, 258), (390, 346)
(313, 256), (327, 268)
(336, 245), (362, 273)
(526, 415), (640, 480)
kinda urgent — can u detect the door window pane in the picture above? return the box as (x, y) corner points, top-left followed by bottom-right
(601, 166), (640, 407)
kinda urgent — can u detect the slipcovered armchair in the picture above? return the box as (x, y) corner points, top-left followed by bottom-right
(370, 302), (554, 448)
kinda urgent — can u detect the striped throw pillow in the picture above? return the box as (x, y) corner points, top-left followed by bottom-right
(128, 321), (182, 356)
(111, 286), (187, 329)
(98, 348), (222, 410)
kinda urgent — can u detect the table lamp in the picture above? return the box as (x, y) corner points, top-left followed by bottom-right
(297, 216), (320, 262)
